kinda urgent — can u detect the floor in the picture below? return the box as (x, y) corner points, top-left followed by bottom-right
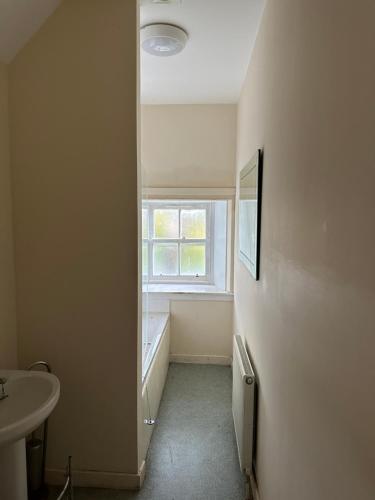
(48, 364), (247, 500)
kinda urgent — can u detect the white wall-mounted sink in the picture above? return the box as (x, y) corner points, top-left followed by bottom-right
(0, 369), (60, 500)
(0, 369), (60, 447)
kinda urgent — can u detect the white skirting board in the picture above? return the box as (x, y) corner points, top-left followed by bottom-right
(45, 460), (146, 490)
(170, 354), (232, 365)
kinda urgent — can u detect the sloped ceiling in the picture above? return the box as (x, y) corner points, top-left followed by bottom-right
(0, 0), (265, 104)
(0, 0), (61, 63)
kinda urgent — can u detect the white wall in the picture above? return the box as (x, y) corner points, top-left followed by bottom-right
(141, 104), (237, 188)
(141, 104), (236, 360)
(10, 0), (139, 481)
(170, 299), (233, 363)
(0, 62), (17, 369)
(235, 1), (375, 499)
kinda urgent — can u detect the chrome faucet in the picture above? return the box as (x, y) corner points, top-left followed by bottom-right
(0, 377), (8, 400)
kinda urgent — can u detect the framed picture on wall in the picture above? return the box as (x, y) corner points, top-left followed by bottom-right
(238, 149), (263, 280)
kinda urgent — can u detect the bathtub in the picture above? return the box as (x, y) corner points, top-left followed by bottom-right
(141, 312), (170, 461)
(142, 313), (169, 379)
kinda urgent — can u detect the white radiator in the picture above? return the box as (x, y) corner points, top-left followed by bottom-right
(232, 334), (256, 473)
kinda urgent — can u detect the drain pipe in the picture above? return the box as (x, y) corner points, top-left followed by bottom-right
(27, 361), (52, 495)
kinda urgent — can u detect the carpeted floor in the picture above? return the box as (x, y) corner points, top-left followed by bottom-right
(48, 364), (247, 500)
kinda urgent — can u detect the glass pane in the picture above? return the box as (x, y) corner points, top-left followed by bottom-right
(142, 242), (148, 277)
(153, 243), (178, 276)
(142, 209), (148, 239)
(180, 244), (206, 276)
(153, 209), (179, 239)
(181, 209), (206, 239)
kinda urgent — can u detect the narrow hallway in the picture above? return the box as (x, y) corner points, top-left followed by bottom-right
(49, 364), (246, 500)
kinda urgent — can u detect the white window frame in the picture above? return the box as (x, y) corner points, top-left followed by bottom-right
(142, 200), (214, 284)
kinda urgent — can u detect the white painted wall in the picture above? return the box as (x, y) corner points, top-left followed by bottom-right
(0, 62), (17, 369)
(10, 0), (139, 482)
(141, 105), (236, 360)
(141, 104), (237, 188)
(235, 1), (375, 499)
(169, 299), (233, 363)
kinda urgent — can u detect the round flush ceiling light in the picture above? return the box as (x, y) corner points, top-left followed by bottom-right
(141, 24), (188, 57)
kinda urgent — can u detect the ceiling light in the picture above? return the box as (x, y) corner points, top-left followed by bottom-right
(141, 24), (188, 57)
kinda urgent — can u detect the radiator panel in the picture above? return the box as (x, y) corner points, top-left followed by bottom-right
(232, 334), (255, 473)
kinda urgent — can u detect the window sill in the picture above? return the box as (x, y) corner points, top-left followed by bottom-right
(142, 283), (233, 301)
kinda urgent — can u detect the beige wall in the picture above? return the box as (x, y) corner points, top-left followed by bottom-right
(170, 300), (233, 362)
(10, 0), (139, 478)
(141, 105), (236, 361)
(235, 1), (375, 500)
(141, 104), (237, 188)
(0, 62), (17, 369)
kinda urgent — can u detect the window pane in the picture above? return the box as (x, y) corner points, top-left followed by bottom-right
(154, 209), (179, 239)
(142, 209), (149, 239)
(153, 243), (178, 276)
(180, 244), (206, 276)
(181, 209), (206, 239)
(142, 242), (148, 277)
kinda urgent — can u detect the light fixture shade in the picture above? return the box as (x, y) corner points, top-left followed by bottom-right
(141, 24), (188, 57)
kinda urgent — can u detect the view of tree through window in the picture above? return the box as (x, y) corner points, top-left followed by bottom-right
(142, 202), (210, 282)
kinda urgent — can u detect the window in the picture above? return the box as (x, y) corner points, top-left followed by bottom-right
(142, 201), (212, 283)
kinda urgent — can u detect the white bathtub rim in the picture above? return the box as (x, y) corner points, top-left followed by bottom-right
(142, 314), (169, 383)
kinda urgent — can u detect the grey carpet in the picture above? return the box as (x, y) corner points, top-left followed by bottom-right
(48, 364), (247, 500)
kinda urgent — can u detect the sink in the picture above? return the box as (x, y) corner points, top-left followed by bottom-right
(0, 369), (60, 447)
(0, 369), (60, 500)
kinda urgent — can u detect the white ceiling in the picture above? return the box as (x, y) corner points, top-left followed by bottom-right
(140, 0), (265, 104)
(0, 0), (264, 104)
(0, 0), (61, 63)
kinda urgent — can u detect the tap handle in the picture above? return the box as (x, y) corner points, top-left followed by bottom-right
(0, 377), (7, 385)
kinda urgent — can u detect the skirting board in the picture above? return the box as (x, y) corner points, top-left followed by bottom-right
(46, 460), (146, 491)
(170, 354), (232, 366)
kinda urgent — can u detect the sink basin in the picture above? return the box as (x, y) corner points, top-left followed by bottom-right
(0, 369), (60, 447)
(0, 369), (60, 500)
